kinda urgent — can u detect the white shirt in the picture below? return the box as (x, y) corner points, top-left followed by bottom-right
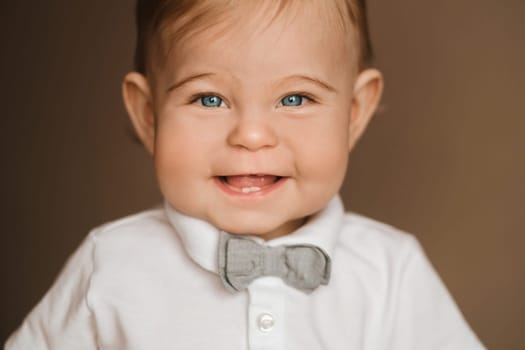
(5, 196), (485, 349)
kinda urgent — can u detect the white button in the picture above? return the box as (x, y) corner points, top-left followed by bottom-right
(257, 313), (275, 332)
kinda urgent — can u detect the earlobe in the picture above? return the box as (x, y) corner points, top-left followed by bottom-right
(348, 68), (384, 150)
(122, 72), (156, 154)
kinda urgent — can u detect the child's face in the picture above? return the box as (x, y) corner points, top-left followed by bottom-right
(124, 4), (382, 240)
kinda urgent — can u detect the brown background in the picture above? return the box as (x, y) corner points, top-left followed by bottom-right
(1, 0), (523, 348)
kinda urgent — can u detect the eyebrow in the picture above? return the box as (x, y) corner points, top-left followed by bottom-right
(166, 72), (217, 92)
(278, 74), (337, 93)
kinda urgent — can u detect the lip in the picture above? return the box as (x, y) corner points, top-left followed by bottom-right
(213, 175), (288, 198)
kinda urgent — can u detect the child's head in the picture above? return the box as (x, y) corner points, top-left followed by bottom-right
(123, 0), (383, 240)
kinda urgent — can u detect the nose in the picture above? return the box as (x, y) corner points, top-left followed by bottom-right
(226, 110), (278, 151)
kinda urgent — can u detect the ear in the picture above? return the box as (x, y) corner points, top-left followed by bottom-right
(122, 72), (156, 154)
(348, 68), (384, 150)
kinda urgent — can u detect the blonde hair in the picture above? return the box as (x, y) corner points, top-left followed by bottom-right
(134, 0), (373, 75)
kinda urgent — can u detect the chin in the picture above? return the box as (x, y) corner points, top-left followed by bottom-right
(210, 213), (306, 239)
(215, 220), (278, 236)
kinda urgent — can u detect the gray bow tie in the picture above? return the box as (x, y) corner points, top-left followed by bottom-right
(218, 232), (331, 293)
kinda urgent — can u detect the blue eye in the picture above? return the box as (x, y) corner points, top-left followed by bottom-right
(198, 95), (224, 107)
(281, 94), (306, 107)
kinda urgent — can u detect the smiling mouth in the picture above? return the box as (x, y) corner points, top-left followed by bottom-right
(217, 174), (284, 194)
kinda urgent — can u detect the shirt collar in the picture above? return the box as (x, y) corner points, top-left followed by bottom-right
(164, 195), (345, 274)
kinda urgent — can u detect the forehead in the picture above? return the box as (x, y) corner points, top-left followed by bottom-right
(156, 0), (358, 85)
(154, 0), (359, 65)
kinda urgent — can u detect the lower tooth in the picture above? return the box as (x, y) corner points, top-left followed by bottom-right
(241, 186), (261, 193)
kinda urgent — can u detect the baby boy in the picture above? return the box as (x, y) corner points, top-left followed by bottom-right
(6, 0), (486, 349)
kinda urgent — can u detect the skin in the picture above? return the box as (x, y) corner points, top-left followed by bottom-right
(123, 3), (383, 240)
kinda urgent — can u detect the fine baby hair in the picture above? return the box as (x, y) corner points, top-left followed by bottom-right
(133, 0), (374, 76)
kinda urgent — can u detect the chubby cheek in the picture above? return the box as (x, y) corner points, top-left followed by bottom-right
(294, 117), (350, 191)
(302, 143), (348, 205)
(152, 120), (210, 208)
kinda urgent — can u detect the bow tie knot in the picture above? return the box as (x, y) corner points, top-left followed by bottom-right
(218, 233), (331, 293)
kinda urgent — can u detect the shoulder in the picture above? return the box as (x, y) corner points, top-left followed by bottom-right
(88, 205), (176, 248)
(92, 205), (168, 237)
(54, 205), (176, 276)
(83, 205), (183, 272)
(333, 212), (423, 274)
(4, 207), (175, 349)
(339, 212), (419, 252)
